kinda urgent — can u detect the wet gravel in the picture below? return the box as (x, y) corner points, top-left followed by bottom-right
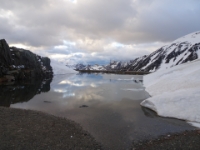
(1, 106), (200, 150)
(0, 107), (102, 150)
(132, 130), (200, 150)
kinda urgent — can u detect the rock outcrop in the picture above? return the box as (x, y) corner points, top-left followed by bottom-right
(0, 39), (53, 83)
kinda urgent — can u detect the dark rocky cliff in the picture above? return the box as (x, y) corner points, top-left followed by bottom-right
(0, 39), (53, 83)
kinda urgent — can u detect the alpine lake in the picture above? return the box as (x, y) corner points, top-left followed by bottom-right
(0, 73), (195, 149)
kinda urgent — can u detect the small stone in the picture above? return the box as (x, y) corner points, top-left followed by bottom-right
(79, 105), (88, 108)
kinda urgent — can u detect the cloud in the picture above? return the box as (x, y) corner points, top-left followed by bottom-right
(0, 0), (200, 64)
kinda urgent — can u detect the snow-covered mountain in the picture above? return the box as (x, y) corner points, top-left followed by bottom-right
(136, 31), (200, 72)
(75, 31), (200, 72)
(75, 64), (106, 71)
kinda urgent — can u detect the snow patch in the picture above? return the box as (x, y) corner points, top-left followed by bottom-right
(197, 48), (200, 58)
(117, 77), (134, 81)
(141, 59), (200, 128)
(122, 88), (144, 91)
(174, 31), (200, 45)
(188, 122), (200, 128)
(51, 60), (77, 75)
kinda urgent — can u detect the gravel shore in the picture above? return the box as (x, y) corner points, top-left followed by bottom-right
(132, 130), (200, 150)
(1, 106), (200, 150)
(0, 107), (102, 150)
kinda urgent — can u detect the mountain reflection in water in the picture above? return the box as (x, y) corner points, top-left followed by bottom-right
(0, 79), (52, 107)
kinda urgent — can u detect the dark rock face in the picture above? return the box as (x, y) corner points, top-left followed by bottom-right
(0, 39), (53, 82)
(0, 39), (13, 66)
(75, 64), (87, 70)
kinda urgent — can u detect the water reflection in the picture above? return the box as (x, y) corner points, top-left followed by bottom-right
(0, 79), (52, 107)
(141, 107), (158, 118)
(8, 74), (195, 150)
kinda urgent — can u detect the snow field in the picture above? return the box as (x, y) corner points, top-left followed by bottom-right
(141, 59), (200, 128)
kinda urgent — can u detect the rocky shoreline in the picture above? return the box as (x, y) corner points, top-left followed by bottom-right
(132, 130), (200, 150)
(0, 107), (102, 150)
(1, 106), (200, 150)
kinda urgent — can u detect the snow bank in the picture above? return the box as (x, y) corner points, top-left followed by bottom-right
(174, 31), (200, 45)
(122, 88), (145, 91)
(51, 60), (77, 75)
(141, 59), (200, 128)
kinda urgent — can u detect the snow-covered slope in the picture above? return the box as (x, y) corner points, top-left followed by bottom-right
(141, 59), (200, 128)
(75, 64), (106, 71)
(51, 60), (77, 74)
(112, 31), (200, 72)
(174, 31), (200, 45)
(75, 31), (200, 72)
(89, 64), (106, 70)
(145, 31), (200, 71)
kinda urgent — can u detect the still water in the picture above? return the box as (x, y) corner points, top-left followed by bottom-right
(1, 73), (195, 149)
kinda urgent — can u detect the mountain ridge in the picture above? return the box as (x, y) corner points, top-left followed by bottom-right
(75, 31), (200, 72)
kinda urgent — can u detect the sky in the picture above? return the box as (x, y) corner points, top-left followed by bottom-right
(0, 0), (200, 65)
